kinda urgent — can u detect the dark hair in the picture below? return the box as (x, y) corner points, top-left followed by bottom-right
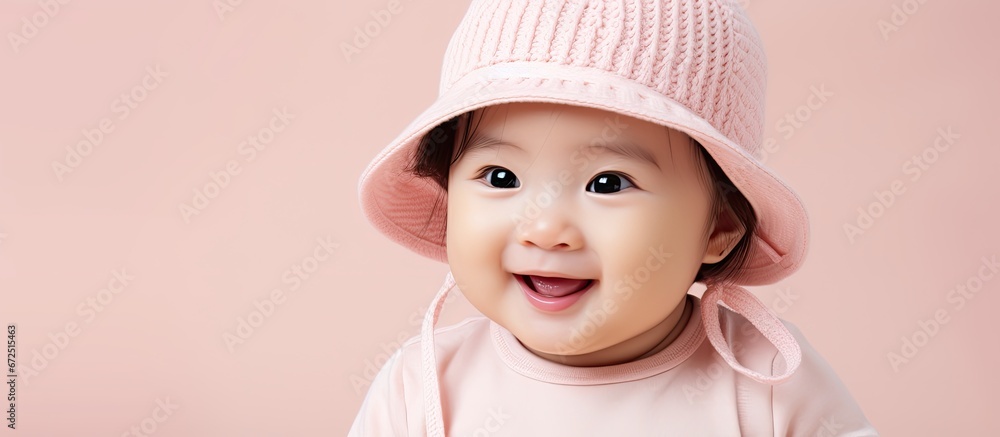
(404, 109), (758, 285)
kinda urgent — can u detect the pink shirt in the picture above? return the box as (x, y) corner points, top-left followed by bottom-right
(349, 292), (878, 436)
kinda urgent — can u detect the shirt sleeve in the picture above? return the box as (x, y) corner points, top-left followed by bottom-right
(771, 321), (880, 437)
(348, 348), (408, 437)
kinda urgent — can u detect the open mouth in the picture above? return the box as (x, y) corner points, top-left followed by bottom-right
(519, 275), (594, 297)
(515, 274), (596, 312)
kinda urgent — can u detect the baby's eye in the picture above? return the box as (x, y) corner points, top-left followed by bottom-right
(586, 173), (635, 194)
(480, 166), (520, 188)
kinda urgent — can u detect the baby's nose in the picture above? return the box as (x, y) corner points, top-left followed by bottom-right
(515, 211), (584, 251)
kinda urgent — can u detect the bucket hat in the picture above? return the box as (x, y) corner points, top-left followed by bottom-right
(357, 1), (807, 434)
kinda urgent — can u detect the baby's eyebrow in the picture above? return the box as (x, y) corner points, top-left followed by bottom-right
(464, 134), (661, 170)
(585, 141), (661, 170)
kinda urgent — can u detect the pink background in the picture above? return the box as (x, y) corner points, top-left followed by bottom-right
(1, 0), (996, 435)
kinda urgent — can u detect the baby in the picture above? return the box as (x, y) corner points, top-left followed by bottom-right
(351, 0), (878, 435)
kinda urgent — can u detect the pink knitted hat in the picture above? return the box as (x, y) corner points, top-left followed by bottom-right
(357, 1), (807, 433)
(359, 0), (808, 286)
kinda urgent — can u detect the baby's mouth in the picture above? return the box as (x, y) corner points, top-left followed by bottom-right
(519, 275), (594, 298)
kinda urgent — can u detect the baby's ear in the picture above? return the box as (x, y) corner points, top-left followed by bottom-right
(702, 202), (745, 264)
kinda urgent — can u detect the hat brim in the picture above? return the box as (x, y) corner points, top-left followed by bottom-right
(358, 62), (809, 286)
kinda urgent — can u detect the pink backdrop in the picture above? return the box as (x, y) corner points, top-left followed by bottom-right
(1, 0), (996, 435)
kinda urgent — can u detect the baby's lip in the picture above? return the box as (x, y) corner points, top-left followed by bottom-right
(511, 269), (592, 281)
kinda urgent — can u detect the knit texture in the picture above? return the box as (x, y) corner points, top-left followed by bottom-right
(357, 0), (810, 287)
(439, 0), (767, 158)
(354, 2), (819, 435)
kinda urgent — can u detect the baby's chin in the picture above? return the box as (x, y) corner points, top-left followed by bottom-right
(516, 332), (651, 368)
(514, 336), (593, 364)
(505, 318), (612, 358)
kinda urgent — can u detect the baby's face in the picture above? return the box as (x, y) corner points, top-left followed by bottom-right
(446, 102), (733, 364)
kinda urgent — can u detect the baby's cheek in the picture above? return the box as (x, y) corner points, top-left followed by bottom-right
(601, 236), (700, 300)
(625, 206), (706, 261)
(446, 199), (506, 266)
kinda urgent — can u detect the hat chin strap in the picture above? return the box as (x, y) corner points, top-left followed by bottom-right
(700, 278), (802, 384)
(419, 273), (801, 436)
(420, 271), (456, 437)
